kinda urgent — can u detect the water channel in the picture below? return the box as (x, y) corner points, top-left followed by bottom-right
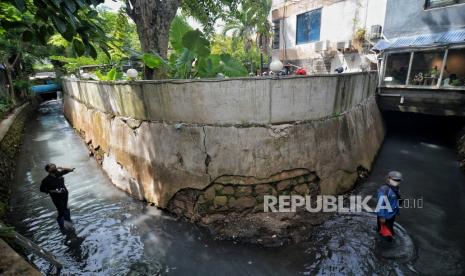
(7, 100), (465, 275)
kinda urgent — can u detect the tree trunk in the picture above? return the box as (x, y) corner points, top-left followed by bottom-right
(3, 53), (21, 105)
(126, 0), (180, 80)
(257, 28), (270, 57)
(4, 66), (17, 105)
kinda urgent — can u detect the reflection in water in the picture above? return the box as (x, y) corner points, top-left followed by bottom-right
(7, 101), (465, 275)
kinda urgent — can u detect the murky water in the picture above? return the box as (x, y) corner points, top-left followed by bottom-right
(7, 101), (465, 275)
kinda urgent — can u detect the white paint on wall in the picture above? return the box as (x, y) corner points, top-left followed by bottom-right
(272, 0), (387, 72)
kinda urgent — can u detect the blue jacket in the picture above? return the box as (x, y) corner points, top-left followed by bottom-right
(376, 184), (400, 219)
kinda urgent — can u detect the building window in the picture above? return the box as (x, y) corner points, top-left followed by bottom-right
(443, 48), (465, 87)
(296, 8), (321, 45)
(272, 20), (280, 50)
(384, 53), (411, 85)
(425, 0), (465, 9)
(409, 50), (445, 86)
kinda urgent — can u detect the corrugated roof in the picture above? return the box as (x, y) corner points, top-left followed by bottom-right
(373, 29), (465, 51)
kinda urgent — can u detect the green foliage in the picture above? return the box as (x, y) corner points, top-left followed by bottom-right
(181, 0), (241, 35)
(72, 38), (86, 57)
(196, 54), (247, 78)
(142, 53), (166, 69)
(32, 62), (54, 72)
(150, 16), (247, 79)
(0, 97), (12, 119)
(13, 79), (31, 93)
(170, 16), (193, 52)
(100, 9), (141, 60)
(47, 9), (140, 73)
(211, 35), (264, 74)
(219, 54), (248, 77)
(182, 30), (211, 57)
(196, 55), (221, 78)
(451, 79), (463, 86)
(3, 0), (107, 57)
(223, 1), (271, 40)
(140, 16), (247, 79)
(0, 2), (22, 35)
(95, 67), (124, 81)
(354, 28), (366, 42)
(49, 54), (109, 73)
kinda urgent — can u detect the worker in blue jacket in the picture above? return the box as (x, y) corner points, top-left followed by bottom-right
(376, 171), (402, 237)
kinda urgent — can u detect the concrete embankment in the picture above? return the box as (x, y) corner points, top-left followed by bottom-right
(62, 73), (385, 241)
(0, 102), (41, 275)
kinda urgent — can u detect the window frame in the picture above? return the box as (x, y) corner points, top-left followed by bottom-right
(295, 8), (322, 45)
(425, 0), (465, 9)
(272, 19), (280, 50)
(380, 45), (465, 90)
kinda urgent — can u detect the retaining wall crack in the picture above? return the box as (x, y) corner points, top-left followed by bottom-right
(202, 126), (212, 182)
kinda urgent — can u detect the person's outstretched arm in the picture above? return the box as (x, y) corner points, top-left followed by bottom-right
(57, 167), (75, 176)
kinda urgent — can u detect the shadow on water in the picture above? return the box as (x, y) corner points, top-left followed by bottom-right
(6, 101), (465, 275)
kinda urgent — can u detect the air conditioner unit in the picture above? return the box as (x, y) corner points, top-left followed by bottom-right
(336, 40), (352, 51)
(315, 40), (331, 52)
(370, 25), (382, 39)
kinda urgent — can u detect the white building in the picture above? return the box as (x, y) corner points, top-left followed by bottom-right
(271, 0), (387, 74)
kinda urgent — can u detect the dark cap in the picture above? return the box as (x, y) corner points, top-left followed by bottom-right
(388, 171), (403, 181)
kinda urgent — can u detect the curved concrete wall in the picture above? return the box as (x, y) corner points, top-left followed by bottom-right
(62, 73), (384, 208)
(63, 73), (377, 125)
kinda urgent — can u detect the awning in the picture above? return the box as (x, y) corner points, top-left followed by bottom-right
(373, 29), (465, 51)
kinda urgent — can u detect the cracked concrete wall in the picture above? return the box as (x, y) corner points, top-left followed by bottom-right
(62, 73), (384, 208)
(62, 73), (377, 125)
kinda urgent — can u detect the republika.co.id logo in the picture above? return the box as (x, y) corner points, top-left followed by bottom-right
(263, 195), (423, 213)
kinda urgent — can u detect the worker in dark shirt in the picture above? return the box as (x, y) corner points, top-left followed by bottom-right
(40, 163), (75, 230)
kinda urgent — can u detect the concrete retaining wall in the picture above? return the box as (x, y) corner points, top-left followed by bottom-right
(62, 73), (385, 210)
(63, 73), (377, 125)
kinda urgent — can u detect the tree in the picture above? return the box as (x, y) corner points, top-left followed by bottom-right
(223, 0), (272, 58)
(4, 0), (108, 57)
(47, 8), (142, 75)
(211, 35), (261, 74)
(125, 0), (244, 79)
(142, 16), (248, 79)
(100, 9), (141, 60)
(125, 0), (181, 79)
(181, 0), (239, 35)
(0, 2), (49, 104)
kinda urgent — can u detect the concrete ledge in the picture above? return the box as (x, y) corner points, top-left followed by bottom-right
(63, 72), (378, 125)
(0, 239), (41, 276)
(0, 103), (29, 143)
(378, 87), (465, 116)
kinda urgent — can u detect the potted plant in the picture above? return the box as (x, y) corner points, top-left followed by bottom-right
(353, 28), (366, 52)
(430, 66), (439, 78)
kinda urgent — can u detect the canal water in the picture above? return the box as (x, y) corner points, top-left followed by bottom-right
(6, 100), (465, 275)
